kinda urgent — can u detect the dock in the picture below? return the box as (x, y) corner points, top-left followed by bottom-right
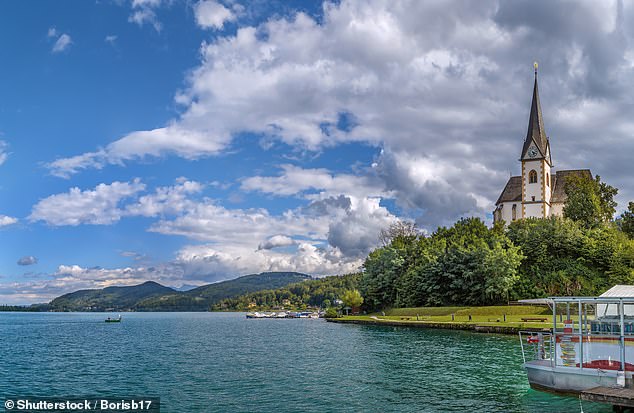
(580, 386), (634, 412)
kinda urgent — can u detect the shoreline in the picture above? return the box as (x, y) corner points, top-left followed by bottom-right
(326, 317), (552, 335)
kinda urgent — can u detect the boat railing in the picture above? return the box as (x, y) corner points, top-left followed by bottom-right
(519, 331), (553, 364)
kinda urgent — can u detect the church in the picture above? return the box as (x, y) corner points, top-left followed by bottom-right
(493, 65), (592, 224)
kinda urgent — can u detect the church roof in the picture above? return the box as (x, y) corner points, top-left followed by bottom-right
(520, 71), (551, 164)
(551, 169), (593, 203)
(495, 176), (522, 205)
(495, 169), (592, 206)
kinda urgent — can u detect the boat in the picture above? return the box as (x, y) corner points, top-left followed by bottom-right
(246, 312), (265, 319)
(105, 315), (122, 323)
(519, 295), (634, 394)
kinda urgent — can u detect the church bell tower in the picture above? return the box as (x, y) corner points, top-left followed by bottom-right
(520, 62), (552, 218)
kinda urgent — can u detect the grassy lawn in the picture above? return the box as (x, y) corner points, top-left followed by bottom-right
(337, 305), (588, 330)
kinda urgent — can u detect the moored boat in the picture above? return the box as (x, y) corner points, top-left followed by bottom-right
(520, 293), (634, 394)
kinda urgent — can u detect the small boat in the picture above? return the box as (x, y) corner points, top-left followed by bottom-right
(105, 315), (122, 323)
(246, 312), (265, 319)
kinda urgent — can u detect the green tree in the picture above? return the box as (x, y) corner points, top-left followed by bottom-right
(563, 174), (618, 228)
(620, 202), (634, 239)
(341, 289), (364, 309)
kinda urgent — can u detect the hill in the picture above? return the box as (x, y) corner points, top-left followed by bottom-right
(49, 272), (311, 311)
(50, 281), (175, 311)
(213, 273), (361, 311)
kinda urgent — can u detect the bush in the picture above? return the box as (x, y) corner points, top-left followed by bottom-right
(324, 307), (339, 318)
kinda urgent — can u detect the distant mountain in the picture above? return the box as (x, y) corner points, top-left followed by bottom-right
(136, 272), (311, 311)
(50, 281), (176, 311)
(49, 272), (311, 312)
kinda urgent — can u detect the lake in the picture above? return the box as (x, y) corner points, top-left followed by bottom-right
(0, 312), (610, 412)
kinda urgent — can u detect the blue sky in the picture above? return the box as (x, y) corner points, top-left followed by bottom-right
(1, 0), (633, 304)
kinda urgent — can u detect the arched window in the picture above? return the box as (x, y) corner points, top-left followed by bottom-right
(546, 173), (550, 186)
(512, 204), (517, 221)
(529, 170), (537, 184)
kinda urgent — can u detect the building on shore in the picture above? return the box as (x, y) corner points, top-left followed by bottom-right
(493, 64), (592, 224)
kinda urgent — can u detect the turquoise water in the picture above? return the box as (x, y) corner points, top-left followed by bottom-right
(0, 312), (610, 412)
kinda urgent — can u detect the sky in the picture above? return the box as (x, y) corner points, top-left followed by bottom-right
(1, 0), (634, 304)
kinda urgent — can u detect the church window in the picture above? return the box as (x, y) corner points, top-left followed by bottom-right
(532, 196), (535, 202)
(529, 170), (537, 184)
(512, 204), (517, 221)
(546, 173), (550, 186)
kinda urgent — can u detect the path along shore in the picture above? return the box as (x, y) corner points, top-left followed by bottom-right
(326, 316), (551, 335)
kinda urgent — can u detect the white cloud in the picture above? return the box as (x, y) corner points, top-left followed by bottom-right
(52, 33), (72, 53)
(47, 27), (57, 38)
(17, 256), (38, 266)
(129, 0), (163, 32)
(0, 264), (188, 305)
(105, 35), (118, 45)
(0, 141), (8, 166)
(241, 164), (390, 200)
(29, 179), (146, 226)
(258, 234), (296, 250)
(125, 178), (204, 217)
(0, 215), (18, 227)
(46, 0), (634, 227)
(175, 242), (361, 279)
(195, 0), (235, 30)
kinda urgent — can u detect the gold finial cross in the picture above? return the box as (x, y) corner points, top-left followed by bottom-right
(534, 61), (538, 74)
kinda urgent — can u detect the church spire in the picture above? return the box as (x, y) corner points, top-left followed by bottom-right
(521, 62), (551, 165)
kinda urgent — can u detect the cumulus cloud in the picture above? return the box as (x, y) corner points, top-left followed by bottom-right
(29, 179), (146, 226)
(194, 0), (235, 30)
(28, 178), (209, 226)
(175, 242), (360, 279)
(241, 164), (390, 200)
(51, 33), (72, 53)
(0, 215), (18, 227)
(17, 256), (38, 266)
(125, 178), (204, 217)
(46, 0), (634, 226)
(328, 197), (397, 257)
(258, 234), (296, 250)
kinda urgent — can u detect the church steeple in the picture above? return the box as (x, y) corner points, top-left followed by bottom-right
(520, 62), (552, 165)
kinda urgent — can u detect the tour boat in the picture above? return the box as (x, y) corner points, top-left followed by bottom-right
(105, 315), (122, 323)
(519, 294), (634, 393)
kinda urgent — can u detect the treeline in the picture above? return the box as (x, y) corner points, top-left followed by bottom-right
(0, 304), (49, 312)
(361, 217), (634, 309)
(212, 273), (361, 310)
(360, 174), (634, 310)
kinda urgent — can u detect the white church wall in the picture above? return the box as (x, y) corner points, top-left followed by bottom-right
(523, 160), (543, 203)
(497, 202), (519, 223)
(524, 203), (543, 218)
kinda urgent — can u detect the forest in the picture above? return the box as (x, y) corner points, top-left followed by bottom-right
(360, 174), (634, 309)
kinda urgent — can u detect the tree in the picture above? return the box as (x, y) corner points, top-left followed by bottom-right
(378, 220), (418, 246)
(620, 202), (634, 239)
(341, 289), (364, 309)
(563, 174), (618, 228)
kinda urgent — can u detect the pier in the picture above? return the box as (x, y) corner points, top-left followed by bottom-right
(581, 386), (634, 412)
